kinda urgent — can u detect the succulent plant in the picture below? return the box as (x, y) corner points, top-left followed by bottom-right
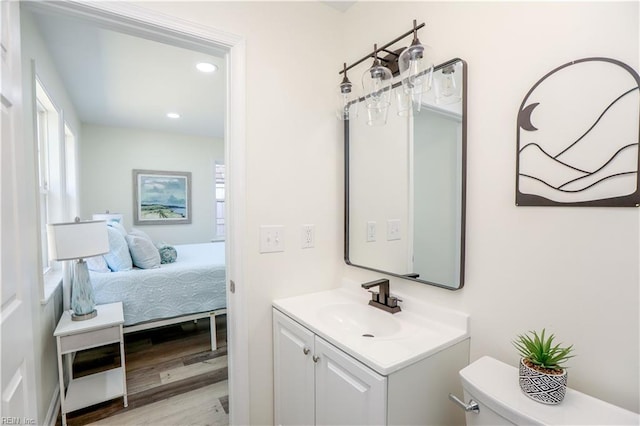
(513, 329), (574, 371)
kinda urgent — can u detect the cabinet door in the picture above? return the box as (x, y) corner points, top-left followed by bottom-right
(315, 336), (387, 426)
(273, 309), (315, 426)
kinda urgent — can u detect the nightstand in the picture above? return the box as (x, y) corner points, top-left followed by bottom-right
(54, 302), (128, 426)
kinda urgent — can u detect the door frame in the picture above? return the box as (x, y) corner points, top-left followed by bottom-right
(23, 1), (249, 423)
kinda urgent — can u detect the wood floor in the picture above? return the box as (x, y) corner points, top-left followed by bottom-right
(57, 316), (228, 426)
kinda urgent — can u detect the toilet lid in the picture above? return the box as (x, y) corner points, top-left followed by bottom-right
(460, 356), (639, 425)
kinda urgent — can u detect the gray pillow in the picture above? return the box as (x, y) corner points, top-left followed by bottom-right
(126, 234), (161, 269)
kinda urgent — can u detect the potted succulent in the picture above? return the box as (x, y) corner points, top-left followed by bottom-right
(513, 329), (574, 405)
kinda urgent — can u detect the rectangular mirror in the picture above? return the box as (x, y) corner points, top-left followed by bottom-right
(345, 58), (467, 289)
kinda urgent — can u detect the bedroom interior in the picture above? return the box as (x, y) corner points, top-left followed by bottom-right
(19, 2), (231, 424)
(2, 1), (638, 426)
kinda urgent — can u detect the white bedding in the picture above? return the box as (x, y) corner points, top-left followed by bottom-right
(90, 242), (226, 326)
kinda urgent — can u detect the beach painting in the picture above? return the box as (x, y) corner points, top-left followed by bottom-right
(133, 170), (192, 225)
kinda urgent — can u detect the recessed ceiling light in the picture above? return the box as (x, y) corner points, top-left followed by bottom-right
(196, 62), (218, 73)
(166, 112), (180, 119)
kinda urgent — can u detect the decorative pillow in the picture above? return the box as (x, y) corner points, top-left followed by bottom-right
(157, 243), (178, 264)
(86, 255), (110, 273)
(108, 221), (128, 237)
(126, 234), (161, 269)
(104, 226), (133, 272)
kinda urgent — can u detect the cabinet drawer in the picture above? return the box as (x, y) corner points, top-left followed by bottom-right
(59, 325), (121, 353)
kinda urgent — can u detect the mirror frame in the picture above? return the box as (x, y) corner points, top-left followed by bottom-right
(344, 58), (467, 290)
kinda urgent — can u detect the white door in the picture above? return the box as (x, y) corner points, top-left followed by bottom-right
(0, 0), (38, 421)
(314, 336), (387, 426)
(273, 309), (315, 426)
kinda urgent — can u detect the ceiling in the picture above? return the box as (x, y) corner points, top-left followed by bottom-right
(31, 9), (226, 139)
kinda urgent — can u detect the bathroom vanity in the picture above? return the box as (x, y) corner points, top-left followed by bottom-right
(273, 287), (470, 425)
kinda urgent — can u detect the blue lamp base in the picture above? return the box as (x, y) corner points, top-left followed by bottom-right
(71, 259), (98, 321)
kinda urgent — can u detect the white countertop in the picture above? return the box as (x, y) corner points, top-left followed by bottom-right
(273, 287), (469, 375)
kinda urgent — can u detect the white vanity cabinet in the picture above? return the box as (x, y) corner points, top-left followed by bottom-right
(274, 309), (386, 426)
(273, 308), (468, 426)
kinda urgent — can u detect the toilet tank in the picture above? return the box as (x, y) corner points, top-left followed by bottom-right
(459, 356), (639, 426)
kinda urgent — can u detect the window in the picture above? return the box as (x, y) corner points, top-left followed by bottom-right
(36, 83), (58, 274)
(215, 162), (226, 239)
(35, 78), (77, 301)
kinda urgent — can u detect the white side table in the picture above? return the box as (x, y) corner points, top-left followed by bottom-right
(54, 302), (128, 426)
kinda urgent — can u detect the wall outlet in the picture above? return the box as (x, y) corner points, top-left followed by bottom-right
(387, 219), (401, 241)
(366, 221), (376, 242)
(301, 224), (315, 249)
(259, 225), (285, 253)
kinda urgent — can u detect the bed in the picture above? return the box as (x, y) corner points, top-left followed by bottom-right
(90, 242), (227, 350)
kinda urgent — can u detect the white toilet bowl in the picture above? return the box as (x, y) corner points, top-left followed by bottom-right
(455, 356), (639, 425)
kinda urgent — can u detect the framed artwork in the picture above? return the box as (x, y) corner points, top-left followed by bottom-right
(516, 57), (640, 207)
(133, 170), (192, 225)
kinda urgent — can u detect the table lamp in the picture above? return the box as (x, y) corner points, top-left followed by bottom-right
(47, 218), (109, 321)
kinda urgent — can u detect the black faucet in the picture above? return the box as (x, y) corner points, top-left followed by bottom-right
(361, 279), (401, 313)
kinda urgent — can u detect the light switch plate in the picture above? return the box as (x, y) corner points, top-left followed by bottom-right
(260, 225), (285, 253)
(301, 224), (315, 249)
(387, 219), (400, 241)
(367, 221), (376, 242)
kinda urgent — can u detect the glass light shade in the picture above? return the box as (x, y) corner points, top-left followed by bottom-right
(435, 64), (461, 105)
(398, 43), (434, 96)
(395, 86), (414, 117)
(336, 79), (358, 120)
(362, 60), (393, 126)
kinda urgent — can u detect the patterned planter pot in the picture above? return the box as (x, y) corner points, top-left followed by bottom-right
(518, 358), (567, 405)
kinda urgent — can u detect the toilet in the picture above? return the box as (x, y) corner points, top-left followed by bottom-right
(457, 356), (639, 425)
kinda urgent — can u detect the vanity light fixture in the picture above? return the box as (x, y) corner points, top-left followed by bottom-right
(166, 112), (180, 119)
(362, 44), (393, 126)
(337, 63), (358, 120)
(196, 62), (218, 73)
(337, 20), (428, 125)
(397, 20), (434, 114)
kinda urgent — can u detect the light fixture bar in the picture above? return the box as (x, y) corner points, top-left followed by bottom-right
(344, 57), (462, 107)
(339, 22), (425, 75)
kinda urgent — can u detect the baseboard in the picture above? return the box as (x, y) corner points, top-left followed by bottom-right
(43, 386), (60, 426)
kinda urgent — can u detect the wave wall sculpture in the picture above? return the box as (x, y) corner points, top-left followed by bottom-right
(516, 57), (640, 207)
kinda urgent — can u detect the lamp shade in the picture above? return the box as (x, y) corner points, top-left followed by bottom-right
(47, 220), (109, 261)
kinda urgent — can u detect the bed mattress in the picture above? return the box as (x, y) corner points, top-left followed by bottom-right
(90, 242), (226, 326)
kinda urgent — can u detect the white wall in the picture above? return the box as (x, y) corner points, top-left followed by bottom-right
(79, 124), (223, 244)
(342, 0), (639, 413)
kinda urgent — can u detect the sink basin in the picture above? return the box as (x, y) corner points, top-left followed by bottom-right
(316, 303), (402, 338)
(273, 287), (469, 375)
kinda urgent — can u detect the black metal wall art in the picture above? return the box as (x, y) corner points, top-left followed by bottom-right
(516, 57), (640, 207)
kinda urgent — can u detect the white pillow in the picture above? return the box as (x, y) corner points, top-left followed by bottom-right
(126, 234), (161, 269)
(104, 226), (133, 272)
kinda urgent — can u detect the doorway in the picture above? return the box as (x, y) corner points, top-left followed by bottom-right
(22, 2), (248, 424)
